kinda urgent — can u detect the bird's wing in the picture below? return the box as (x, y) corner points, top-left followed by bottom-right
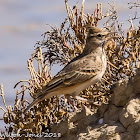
(41, 54), (103, 93)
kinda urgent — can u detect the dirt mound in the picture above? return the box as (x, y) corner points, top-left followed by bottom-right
(48, 69), (140, 140)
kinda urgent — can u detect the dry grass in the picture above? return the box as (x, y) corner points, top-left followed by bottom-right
(0, 0), (140, 139)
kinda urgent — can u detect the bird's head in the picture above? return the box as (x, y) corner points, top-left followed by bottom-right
(86, 26), (115, 46)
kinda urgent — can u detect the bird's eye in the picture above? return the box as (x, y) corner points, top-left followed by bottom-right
(97, 34), (102, 37)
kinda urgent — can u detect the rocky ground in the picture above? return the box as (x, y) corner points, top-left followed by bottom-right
(39, 69), (140, 140)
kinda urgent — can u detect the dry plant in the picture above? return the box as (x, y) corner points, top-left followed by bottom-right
(0, 0), (140, 139)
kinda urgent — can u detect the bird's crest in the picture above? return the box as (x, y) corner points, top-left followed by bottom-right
(85, 25), (103, 34)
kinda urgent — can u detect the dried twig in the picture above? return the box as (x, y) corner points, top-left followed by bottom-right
(0, 84), (7, 109)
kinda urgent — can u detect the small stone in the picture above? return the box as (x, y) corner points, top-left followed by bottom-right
(98, 118), (103, 124)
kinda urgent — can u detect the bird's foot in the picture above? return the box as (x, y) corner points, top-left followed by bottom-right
(65, 95), (87, 111)
(75, 96), (87, 103)
(65, 95), (79, 111)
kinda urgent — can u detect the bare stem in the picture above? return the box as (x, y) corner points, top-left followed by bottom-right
(0, 84), (7, 109)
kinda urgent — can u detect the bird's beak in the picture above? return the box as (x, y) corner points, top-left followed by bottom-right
(105, 31), (119, 41)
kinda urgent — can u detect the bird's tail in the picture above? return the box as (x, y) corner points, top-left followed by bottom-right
(23, 93), (48, 114)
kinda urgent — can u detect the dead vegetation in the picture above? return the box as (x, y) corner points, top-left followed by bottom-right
(0, 0), (140, 139)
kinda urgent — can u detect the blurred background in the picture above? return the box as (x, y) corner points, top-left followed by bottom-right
(0, 0), (138, 130)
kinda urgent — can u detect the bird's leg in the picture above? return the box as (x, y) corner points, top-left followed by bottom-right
(65, 95), (78, 110)
(75, 96), (87, 102)
(71, 91), (87, 103)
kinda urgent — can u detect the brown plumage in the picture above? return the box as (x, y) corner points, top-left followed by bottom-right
(24, 26), (111, 114)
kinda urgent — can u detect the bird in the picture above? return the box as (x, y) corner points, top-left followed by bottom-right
(24, 26), (112, 114)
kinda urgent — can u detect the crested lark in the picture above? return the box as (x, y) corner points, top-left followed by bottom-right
(24, 26), (112, 114)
